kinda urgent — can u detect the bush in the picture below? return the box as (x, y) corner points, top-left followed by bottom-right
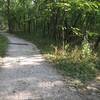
(0, 35), (8, 57)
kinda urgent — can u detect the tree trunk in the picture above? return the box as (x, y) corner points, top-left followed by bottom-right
(7, 0), (12, 32)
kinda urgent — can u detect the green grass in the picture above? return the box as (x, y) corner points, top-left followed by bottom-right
(14, 32), (100, 83)
(0, 35), (8, 57)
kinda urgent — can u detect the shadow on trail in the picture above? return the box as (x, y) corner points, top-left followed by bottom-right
(0, 33), (82, 100)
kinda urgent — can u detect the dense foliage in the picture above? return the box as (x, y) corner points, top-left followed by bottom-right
(0, 0), (100, 47)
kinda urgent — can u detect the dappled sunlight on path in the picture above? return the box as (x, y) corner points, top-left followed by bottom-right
(2, 55), (45, 68)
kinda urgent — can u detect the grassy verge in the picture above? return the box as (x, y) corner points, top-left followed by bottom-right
(0, 35), (8, 57)
(14, 32), (100, 83)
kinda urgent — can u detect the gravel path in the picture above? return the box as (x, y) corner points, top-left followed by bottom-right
(0, 33), (82, 100)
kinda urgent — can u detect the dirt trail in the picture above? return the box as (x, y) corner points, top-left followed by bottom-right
(0, 33), (82, 100)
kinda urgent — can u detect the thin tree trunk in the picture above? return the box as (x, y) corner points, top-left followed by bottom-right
(7, 0), (12, 32)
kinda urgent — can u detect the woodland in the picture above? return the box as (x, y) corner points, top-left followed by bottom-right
(0, 0), (100, 82)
